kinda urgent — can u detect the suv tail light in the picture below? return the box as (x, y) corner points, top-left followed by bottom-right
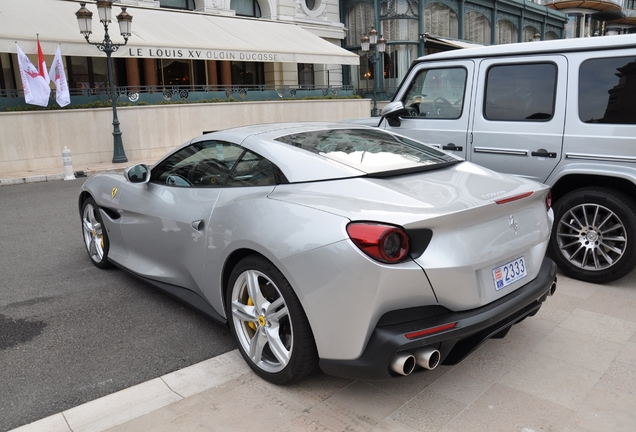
(347, 222), (409, 264)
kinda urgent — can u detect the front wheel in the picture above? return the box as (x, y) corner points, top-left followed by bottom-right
(548, 187), (636, 283)
(226, 255), (318, 384)
(81, 197), (112, 269)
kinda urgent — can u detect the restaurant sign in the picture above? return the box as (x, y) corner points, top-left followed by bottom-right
(126, 47), (284, 62)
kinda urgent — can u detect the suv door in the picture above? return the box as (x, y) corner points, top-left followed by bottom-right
(469, 56), (567, 183)
(381, 60), (475, 159)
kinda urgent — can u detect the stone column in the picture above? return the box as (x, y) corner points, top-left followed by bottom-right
(207, 60), (218, 89)
(220, 61), (232, 86)
(143, 58), (158, 87)
(125, 58), (141, 90)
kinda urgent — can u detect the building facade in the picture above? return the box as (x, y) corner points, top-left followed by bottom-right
(0, 0), (358, 107)
(340, 0), (567, 97)
(542, 0), (636, 37)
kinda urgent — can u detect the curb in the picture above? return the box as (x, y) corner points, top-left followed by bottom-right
(11, 350), (250, 432)
(0, 166), (135, 187)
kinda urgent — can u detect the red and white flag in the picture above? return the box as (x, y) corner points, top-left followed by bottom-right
(49, 46), (70, 107)
(37, 39), (50, 83)
(16, 43), (50, 107)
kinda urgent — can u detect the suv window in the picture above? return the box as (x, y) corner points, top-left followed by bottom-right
(579, 56), (636, 124)
(402, 67), (467, 119)
(484, 63), (556, 121)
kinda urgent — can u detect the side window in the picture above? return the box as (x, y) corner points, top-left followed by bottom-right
(484, 63), (556, 121)
(579, 56), (636, 125)
(150, 141), (244, 187)
(226, 150), (279, 187)
(402, 67), (467, 119)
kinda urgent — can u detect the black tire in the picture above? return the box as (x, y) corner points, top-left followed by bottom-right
(80, 197), (112, 269)
(548, 187), (636, 283)
(226, 255), (318, 384)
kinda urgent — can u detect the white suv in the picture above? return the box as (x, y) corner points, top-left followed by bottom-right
(374, 34), (636, 284)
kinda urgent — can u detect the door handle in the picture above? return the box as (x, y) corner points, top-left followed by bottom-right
(531, 149), (557, 158)
(442, 143), (463, 151)
(191, 220), (204, 231)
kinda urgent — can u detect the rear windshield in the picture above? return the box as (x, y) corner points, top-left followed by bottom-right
(275, 128), (458, 176)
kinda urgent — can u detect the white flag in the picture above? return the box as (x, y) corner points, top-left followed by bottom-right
(49, 46), (71, 107)
(16, 44), (50, 107)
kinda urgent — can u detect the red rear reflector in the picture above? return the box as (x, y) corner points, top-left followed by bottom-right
(495, 191), (534, 205)
(405, 322), (457, 340)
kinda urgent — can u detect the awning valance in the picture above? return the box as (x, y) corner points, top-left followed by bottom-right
(0, 0), (359, 65)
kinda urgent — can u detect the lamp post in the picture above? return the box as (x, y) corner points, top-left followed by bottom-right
(75, 1), (133, 163)
(361, 28), (386, 117)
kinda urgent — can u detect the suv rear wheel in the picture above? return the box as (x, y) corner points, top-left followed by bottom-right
(549, 187), (636, 284)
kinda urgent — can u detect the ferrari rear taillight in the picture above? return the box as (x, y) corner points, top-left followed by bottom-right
(545, 189), (552, 210)
(347, 222), (409, 264)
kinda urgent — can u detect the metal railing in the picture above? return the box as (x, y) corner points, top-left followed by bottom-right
(0, 84), (356, 110)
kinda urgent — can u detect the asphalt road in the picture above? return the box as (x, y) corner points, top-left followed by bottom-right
(0, 179), (236, 431)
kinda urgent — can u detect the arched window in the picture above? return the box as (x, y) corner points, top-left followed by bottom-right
(380, 0), (418, 89)
(523, 26), (540, 42)
(545, 31), (559, 40)
(464, 12), (491, 44)
(496, 20), (518, 44)
(346, 3), (375, 46)
(231, 0), (261, 17)
(424, 3), (459, 38)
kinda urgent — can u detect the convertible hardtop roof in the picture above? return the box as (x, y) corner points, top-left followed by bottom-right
(413, 33), (636, 64)
(196, 122), (459, 183)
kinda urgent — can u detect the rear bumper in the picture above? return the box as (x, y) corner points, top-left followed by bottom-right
(319, 257), (557, 380)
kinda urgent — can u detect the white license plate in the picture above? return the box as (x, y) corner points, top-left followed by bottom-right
(493, 257), (527, 291)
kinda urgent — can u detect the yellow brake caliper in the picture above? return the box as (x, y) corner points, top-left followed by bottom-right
(247, 297), (257, 331)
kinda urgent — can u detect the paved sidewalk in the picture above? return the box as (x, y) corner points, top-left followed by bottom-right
(0, 159), (158, 187)
(11, 270), (636, 432)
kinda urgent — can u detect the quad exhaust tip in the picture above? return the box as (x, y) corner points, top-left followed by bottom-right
(389, 352), (416, 376)
(415, 347), (440, 370)
(390, 347), (440, 376)
(549, 278), (557, 296)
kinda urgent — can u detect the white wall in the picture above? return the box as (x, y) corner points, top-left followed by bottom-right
(0, 99), (370, 175)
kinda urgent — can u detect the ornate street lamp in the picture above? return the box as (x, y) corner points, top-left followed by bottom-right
(361, 28), (386, 117)
(75, 1), (133, 163)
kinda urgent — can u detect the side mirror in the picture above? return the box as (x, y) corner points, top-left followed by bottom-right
(124, 164), (150, 184)
(381, 101), (408, 119)
(380, 101), (409, 127)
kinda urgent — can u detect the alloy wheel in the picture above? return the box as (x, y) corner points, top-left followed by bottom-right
(556, 203), (627, 272)
(230, 269), (293, 373)
(82, 202), (105, 263)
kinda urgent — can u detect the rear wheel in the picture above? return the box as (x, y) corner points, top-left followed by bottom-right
(226, 255), (318, 384)
(81, 197), (111, 269)
(548, 188), (636, 283)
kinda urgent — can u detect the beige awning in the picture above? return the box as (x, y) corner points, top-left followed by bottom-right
(0, 0), (359, 65)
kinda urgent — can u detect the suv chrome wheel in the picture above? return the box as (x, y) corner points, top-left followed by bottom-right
(556, 203), (626, 272)
(549, 188), (636, 284)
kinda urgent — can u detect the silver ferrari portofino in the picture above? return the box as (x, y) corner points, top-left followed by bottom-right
(79, 123), (557, 384)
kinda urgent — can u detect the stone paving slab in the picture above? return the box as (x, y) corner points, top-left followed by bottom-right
(11, 269), (636, 432)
